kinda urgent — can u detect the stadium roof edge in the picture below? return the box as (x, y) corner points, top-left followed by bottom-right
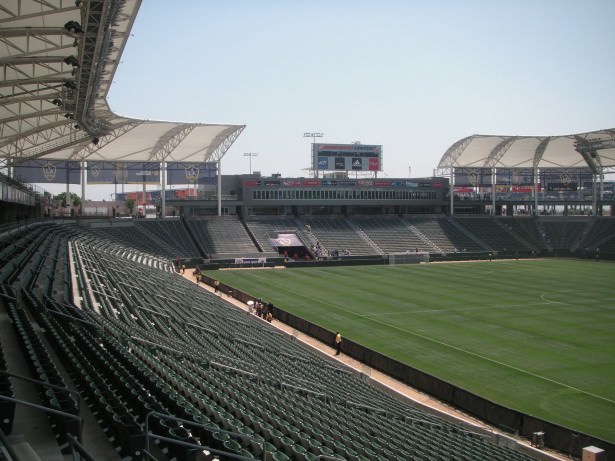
(438, 128), (615, 174)
(0, 0), (245, 166)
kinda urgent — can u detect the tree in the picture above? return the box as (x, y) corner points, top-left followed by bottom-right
(125, 198), (135, 215)
(54, 192), (81, 208)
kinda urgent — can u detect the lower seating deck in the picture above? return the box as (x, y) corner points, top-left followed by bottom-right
(0, 221), (592, 460)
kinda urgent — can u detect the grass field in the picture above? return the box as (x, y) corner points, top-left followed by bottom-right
(204, 259), (615, 443)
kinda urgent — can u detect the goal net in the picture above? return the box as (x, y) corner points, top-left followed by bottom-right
(388, 251), (430, 265)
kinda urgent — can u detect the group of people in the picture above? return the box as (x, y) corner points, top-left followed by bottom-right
(250, 299), (273, 322)
(175, 257), (186, 274)
(310, 241), (326, 258)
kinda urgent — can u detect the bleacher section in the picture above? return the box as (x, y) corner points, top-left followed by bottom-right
(0, 222), (545, 461)
(454, 217), (533, 253)
(186, 216), (259, 257)
(91, 219), (201, 259)
(575, 217), (615, 252)
(405, 215), (484, 253)
(244, 215), (308, 253)
(500, 217), (548, 252)
(301, 216), (376, 256)
(349, 215), (436, 254)
(539, 218), (589, 252)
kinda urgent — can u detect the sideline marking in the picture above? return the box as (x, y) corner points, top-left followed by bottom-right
(360, 312), (615, 406)
(228, 274), (615, 405)
(540, 293), (565, 304)
(365, 300), (567, 317)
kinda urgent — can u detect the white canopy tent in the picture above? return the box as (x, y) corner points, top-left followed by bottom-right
(0, 0), (245, 214)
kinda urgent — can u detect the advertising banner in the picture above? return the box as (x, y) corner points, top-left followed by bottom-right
(14, 160), (81, 184)
(167, 162), (217, 185)
(454, 168), (490, 187)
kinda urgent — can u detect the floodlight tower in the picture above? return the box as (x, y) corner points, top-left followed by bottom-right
(243, 152), (259, 175)
(304, 132), (323, 178)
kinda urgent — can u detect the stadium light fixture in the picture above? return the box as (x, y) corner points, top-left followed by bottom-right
(243, 152), (259, 175)
(303, 132), (324, 142)
(304, 132), (324, 178)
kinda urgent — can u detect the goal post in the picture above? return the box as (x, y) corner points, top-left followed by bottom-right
(388, 252), (429, 265)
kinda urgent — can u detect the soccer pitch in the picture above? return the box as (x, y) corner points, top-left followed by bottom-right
(204, 259), (615, 443)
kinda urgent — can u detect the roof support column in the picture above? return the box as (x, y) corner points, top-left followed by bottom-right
(161, 161), (166, 218)
(217, 159), (222, 217)
(592, 174), (598, 216)
(450, 168), (454, 215)
(534, 168), (539, 216)
(491, 168), (496, 216)
(80, 161), (85, 217)
(65, 162), (70, 217)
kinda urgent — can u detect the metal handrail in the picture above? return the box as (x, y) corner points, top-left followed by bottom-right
(0, 426), (20, 461)
(65, 433), (96, 461)
(0, 395), (83, 443)
(0, 370), (81, 413)
(144, 410), (265, 461)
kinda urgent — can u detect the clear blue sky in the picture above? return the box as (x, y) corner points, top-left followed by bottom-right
(101, 1), (615, 193)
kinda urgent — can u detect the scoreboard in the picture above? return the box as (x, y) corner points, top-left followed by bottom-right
(312, 143), (382, 172)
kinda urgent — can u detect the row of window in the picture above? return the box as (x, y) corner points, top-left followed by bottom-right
(251, 189), (438, 201)
(1, 182), (35, 206)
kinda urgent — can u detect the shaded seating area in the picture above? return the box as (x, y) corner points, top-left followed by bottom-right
(454, 217), (533, 253)
(575, 217), (615, 254)
(540, 218), (589, 252)
(500, 217), (548, 252)
(405, 216), (484, 253)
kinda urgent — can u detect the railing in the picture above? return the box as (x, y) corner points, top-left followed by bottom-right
(65, 433), (97, 461)
(144, 411), (265, 461)
(0, 394), (83, 452)
(0, 426), (20, 461)
(0, 369), (81, 414)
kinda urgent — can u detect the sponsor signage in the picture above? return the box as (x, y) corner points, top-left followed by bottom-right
(313, 143), (382, 172)
(14, 160), (81, 184)
(167, 162), (217, 185)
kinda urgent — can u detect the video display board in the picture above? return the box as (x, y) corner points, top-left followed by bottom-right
(312, 143), (382, 172)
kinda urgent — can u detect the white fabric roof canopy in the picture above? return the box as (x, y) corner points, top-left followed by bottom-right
(438, 129), (615, 174)
(0, 0), (244, 167)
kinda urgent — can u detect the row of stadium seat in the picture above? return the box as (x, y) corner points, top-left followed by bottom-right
(0, 221), (561, 460)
